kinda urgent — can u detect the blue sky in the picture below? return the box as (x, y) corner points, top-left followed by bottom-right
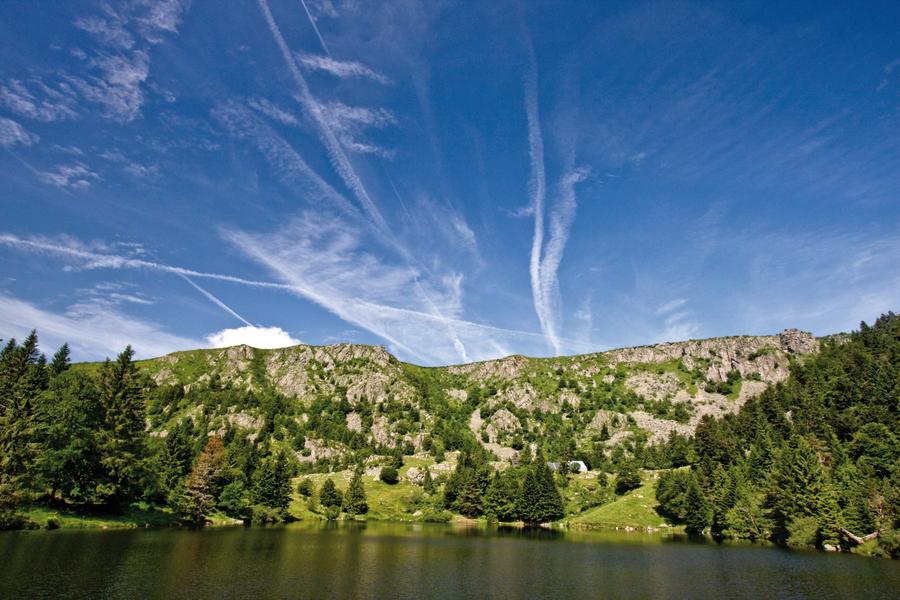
(1, 0), (898, 364)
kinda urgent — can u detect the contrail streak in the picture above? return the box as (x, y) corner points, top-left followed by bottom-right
(256, 0), (474, 363)
(0, 233), (598, 357)
(257, 0), (388, 234)
(177, 273), (253, 327)
(524, 50), (561, 355)
(298, 0), (330, 56)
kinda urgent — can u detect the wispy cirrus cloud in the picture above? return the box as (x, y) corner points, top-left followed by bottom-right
(307, 99), (397, 158)
(0, 230), (597, 363)
(248, 97), (301, 126)
(222, 210), (599, 364)
(296, 53), (390, 85)
(0, 292), (200, 360)
(2, 0), (191, 126)
(37, 163), (100, 189)
(256, 0), (389, 233)
(0, 117), (39, 148)
(66, 51), (151, 123)
(0, 79), (79, 122)
(211, 100), (360, 219)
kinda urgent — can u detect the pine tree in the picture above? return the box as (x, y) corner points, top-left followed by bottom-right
(455, 470), (485, 517)
(0, 331), (47, 515)
(343, 466), (368, 515)
(422, 467), (435, 494)
(160, 419), (196, 497)
(769, 436), (834, 542)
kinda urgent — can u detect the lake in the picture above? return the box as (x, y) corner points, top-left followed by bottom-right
(1, 523), (897, 599)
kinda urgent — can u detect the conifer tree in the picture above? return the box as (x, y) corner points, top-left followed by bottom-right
(518, 452), (564, 524)
(483, 470), (518, 522)
(252, 452), (292, 511)
(343, 466), (368, 515)
(96, 346), (149, 505)
(0, 332), (46, 515)
(183, 437), (227, 526)
(422, 467), (435, 494)
(34, 370), (101, 503)
(683, 476), (711, 535)
(319, 478), (343, 508)
(49, 343), (71, 377)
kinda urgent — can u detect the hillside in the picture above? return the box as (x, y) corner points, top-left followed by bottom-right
(128, 328), (820, 465)
(4, 316), (896, 559)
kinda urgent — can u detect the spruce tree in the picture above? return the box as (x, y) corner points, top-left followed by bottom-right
(34, 370), (101, 503)
(343, 466), (368, 515)
(518, 452), (564, 524)
(483, 470), (518, 522)
(0, 332), (47, 515)
(49, 343), (71, 377)
(683, 476), (711, 535)
(422, 467), (435, 494)
(96, 346), (149, 506)
(319, 478), (343, 508)
(252, 452), (292, 511)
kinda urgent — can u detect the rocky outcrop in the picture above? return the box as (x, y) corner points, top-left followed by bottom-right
(449, 355), (530, 381)
(625, 372), (681, 402)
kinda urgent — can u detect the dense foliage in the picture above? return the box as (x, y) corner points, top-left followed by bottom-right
(1, 312), (896, 555)
(0, 334), (294, 528)
(656, 313), (900, 556)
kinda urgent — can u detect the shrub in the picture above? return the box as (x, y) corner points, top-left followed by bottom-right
(297, 479), (314, 497)
(786, 516), (819, 548)
(380, 466), (399, 485)
(614, 464), (642, 495)
(248, 504), (283, 526)
(45, 517), (61, 530)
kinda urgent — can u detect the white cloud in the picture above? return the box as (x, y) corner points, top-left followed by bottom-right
(656, 298), (687, 315)
(74, 13), (135, 49)
(295, 53), (390, 84)
(38, 163), (99, 189)
(222, 211), (594, 364)
(257, 0), (389, 233)
(206, 325), (300, 349)
(211, 101), (361, 219)
(0, 117), (39, 147)
(0, 293), (199, 360)
(137, 0), (192, 40)
(0, 79), (79, 122)
(249, 97), (300, 126)
(2, 1), (190, 128)
(67, 51), (150, 123)
(0, 231), (598, 364)
(305, 100), (397, 158)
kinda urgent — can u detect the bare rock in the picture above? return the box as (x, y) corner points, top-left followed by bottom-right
(625, 372), (682, 402)
(406, 467), (425, 484)
(346, 412), (363, 433)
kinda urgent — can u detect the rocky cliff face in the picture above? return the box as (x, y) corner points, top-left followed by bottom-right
(140, 329), (822, 461)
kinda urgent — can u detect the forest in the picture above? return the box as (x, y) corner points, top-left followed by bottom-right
(0, 313), (897, 557)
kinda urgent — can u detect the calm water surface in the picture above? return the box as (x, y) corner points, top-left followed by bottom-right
(1, 523), (897, 599)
